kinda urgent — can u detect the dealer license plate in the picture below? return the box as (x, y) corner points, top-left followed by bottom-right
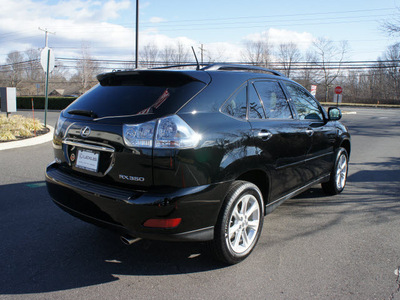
(75, 149), (99, 172)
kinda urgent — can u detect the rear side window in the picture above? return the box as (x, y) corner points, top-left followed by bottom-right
(221, 86), (247, 119)
(253, 81), (292, 119)
(65, 72), (206, 119)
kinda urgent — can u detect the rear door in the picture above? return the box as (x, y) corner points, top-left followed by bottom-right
(248, 80), (310, 200)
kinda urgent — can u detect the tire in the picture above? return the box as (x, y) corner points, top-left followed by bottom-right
(210, 181), (264, 265)
(322, 147), (349, 195)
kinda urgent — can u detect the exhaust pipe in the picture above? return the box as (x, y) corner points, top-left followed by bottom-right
(120, 235), (142, 245)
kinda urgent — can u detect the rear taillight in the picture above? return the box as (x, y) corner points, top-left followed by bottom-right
(123, 121), (156, 148)
(123, 115), (201, 149)
(54, 113), (67, 137)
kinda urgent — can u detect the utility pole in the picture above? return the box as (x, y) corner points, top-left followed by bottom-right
(198, 44), (205, 65)
(135, 0), (139, 69)
(38, 27), (55, 47)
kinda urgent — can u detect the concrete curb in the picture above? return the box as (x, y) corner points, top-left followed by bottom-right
(0, 125), (54, 151)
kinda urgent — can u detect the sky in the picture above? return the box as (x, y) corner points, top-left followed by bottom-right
(1, 0), (400, 66)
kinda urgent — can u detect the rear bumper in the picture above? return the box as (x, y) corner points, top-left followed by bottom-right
(45, 162), (230, 241)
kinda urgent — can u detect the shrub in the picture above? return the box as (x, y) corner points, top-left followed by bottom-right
(17, 96), (77, 110)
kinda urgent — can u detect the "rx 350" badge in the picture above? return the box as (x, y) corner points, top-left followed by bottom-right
(119, 174), (145, 182)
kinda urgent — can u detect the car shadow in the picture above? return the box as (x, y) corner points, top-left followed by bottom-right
(260, 160), (400, 247)
(0, 181), (226, 295)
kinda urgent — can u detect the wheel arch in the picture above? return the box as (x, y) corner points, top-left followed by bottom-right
(236, 169), (270, 214)
(340, 139), (351, 158)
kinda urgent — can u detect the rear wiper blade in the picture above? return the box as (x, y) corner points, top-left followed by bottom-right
(68, 109), (98, 118)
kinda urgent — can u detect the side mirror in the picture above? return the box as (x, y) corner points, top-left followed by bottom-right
(328, 107), (342, 121)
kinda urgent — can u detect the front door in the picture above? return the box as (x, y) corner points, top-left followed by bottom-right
(282, 82), (335, 182)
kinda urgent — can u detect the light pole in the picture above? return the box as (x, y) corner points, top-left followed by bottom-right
(135, 0), (139, 69)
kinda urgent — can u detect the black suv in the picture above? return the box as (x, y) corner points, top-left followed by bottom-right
(46, 64), (350, 264)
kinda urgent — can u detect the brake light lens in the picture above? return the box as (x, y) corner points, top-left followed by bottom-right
(123, 115), (201, 149)
(155, 115), (201, 149)
(123, 121), (156, 148)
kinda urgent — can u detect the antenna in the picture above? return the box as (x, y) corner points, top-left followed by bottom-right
(191, 46), (200, 70)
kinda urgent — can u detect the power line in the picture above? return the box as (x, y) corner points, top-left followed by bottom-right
(0, 8), (393, 41)
(2, 57), (400, 72)
(139, 7), (395, 25)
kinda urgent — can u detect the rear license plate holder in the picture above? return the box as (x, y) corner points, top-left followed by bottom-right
(75, 149), (100, 173)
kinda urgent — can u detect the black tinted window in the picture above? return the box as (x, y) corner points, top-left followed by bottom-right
(253, 81), (292, 119)
(66, 73), (205, 119)
(222, 86), (247, 119)
(248, 84), (266, 119)
(284, 82), (323, 121)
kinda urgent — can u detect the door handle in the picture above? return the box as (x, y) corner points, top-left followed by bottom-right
(305, 129), (314, 136)
(257, 130), (273, 140)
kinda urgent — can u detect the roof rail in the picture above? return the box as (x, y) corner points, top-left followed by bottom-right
(151, 63), (207, 70)
(201, 63), (285, 77)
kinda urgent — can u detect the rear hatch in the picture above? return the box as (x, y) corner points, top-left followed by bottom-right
(53, 70), (210, 189)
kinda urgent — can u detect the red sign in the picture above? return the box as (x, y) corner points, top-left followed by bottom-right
(335, 86), (343, 94)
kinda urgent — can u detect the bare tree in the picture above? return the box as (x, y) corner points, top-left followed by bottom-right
(276, 42), (301, 77)
(213, 45), (227, 63)
(76, 44), (99, 93)
(171, 42), (190, 65)
(242, 34), (273, 67)
(380, 43), (400, 100)
(161, 45), (175, 66)
(312, 37), (349, 101)
(5, 51), (25, 87)
(382, 8), (400, 36)
(141, 43), (159, 68)
(24, 48), (42, 81)
(296, 51), (319, 92)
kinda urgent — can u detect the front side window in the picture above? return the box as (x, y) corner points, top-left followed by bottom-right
(253, 81), (292, 119)
(284, 82), (323, 121)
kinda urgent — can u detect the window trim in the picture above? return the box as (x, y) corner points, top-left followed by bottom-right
(247, 82), (267, 120)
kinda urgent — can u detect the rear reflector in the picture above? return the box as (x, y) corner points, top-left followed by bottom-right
(143, 218), (182, 228)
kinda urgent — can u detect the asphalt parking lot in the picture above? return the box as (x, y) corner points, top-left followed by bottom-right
(0, 108), (399, 299)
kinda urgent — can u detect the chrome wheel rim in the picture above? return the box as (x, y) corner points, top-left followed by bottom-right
(227, 194), (260, 254)
(335, 153), (348, 190)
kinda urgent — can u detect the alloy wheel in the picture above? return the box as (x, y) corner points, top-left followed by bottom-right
(227, 194), (260, 254)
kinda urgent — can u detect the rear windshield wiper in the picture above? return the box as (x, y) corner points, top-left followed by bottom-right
(67, 109), (98, 118)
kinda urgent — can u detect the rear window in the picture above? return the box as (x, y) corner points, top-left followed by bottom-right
(65, 72), (206, 119)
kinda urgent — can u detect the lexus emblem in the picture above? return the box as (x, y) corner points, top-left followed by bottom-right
(80, 126), (91, 138)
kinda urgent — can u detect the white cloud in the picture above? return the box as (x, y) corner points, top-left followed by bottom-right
(149, 17), (165, 23)
(100, 0), (131, 20)
(140, 1), (151, 9)
(0, 0), (134, 61)
(243, 29), (314, 51)
(0, 1), (315, 66)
